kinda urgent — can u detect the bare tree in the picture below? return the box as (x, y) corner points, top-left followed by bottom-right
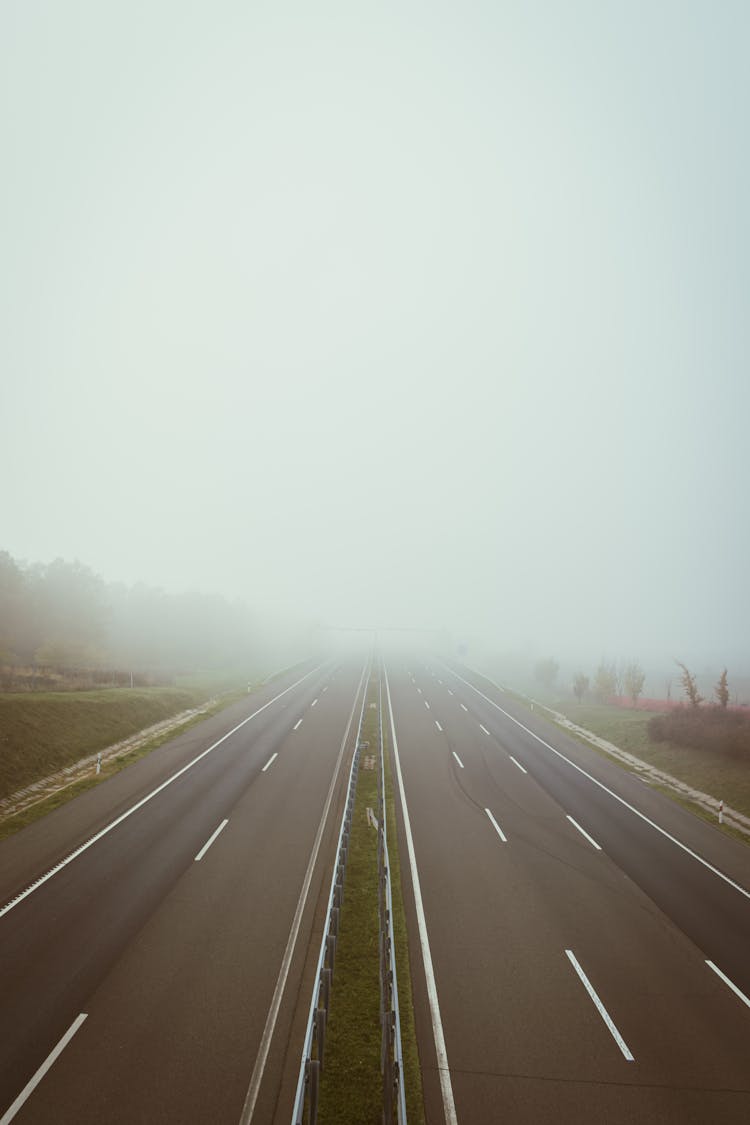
(594, 660), (617, 703)
(676, 661), (703, 709)
(715, 668), (729, 709)
(573, 673), (589, 703)
(624, 661), (645, 708)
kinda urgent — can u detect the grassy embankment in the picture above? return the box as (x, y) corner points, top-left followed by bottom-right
(553, 701), (750, 823)
(317, 677), (425, 1124)
(0, 678), (250, 839)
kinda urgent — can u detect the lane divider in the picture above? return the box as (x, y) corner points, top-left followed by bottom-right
(706, 960), (750, 1009)
(261, 753), (278, 774)
(479, 724), (490, 736)
(485, 808), (507, 843)
(565, 949), (634, 1061)
(566, 815), (602, 851)
(0, 1014), (87, 1124)
(509, 755), (527, 774)
(452, 752), (464, 769)
(435, 721), (443, 732)
(293, 719), (303, 731)
(195, 819), (229, 862)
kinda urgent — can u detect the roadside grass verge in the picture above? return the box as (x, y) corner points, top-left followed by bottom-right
(553, 702), (750, 822)
(0, 679), (250, 841)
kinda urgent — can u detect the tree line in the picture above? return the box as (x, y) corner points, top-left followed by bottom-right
(0, 550), (311, 687)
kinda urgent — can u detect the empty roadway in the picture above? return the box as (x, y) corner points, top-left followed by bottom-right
(385, 657), (750, 1124)
(0, 658), (367, 1123)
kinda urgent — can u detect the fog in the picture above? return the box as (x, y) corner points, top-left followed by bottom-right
(2, 2), (748, 674)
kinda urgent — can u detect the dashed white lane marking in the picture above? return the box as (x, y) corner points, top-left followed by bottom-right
(452, 751), (464, 768)
(567, 815), (602, 850)
(0, 1013), (88, 1124)
(706, 960), (750, 1009)
(446, 666), (750, 903)
(435, 720), (443, 732)
(509, 755), (527, 774)
(417, 687), (422, 694)
(438, 679), (443, 685)
(293, 719), (303, 730)
(322, 686), (328, 692)
(485, 808), (507, 843)
(479, 724), (490, 736)
(0, 665), (325, 921)
(448, 689), (454, 696)
(311, 698), (318, 707)
(460, 703), (468, 712)
(261, 753), (278, 773)
(565, 950), (634, 1061)
(424, 701), (431, 710)
(195, 819), (229, 861)
(384, 665), (458, 1125)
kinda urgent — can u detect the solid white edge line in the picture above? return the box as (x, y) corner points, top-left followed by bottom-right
(384, 664), (458, 1125)
(1, 1013), (88, 1124)
(435, 721), (443, 732)
(446, 666), (750, 903)
(238, 662), (369, 1123)
(479, 724), (490, 736)
(509, 755), (527, 774)
(565, 950), (634, 1061)
(194, 818), (229, 862)
(484, 808), (507, 843)
(293, 719), (303, 730)
(0, 664), (327, 920)
(261, 753), (278, 773)
(566, 815), (602, 851)
(706, 960), (750, 1009)
(452, 752), (464, 769)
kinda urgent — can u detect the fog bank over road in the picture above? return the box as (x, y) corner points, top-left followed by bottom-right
(2, 2), (748, 666)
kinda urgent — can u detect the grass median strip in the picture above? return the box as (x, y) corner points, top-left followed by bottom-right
(317, 677), (425, 1124)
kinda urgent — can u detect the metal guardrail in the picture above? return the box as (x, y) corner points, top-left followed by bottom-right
(376, 671), (407, 1124)
(291, 673), (369, 1125)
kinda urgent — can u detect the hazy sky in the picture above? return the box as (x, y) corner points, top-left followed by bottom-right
(2, 1), (748, 664)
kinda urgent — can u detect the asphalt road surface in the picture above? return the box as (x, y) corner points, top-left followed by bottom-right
(0, 658), (368, 1124)
(384, 657), (750, 1124)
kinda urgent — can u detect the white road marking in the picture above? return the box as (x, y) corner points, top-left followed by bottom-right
(417, 687), (422, 694)
(435, 721), (443, 732)
(706, 960), (750, 1009)
(384, 664), (458, 1125)
(322, 686), (328, 692)
(311, 698), (318, 707)
(566, 815), (602, 850)
(448, 689), (454, 696)
(565, 950), (634, 1061)
(460, 703), (468, 712)
(452, 751), (464, 768)
(293, 719), (303, 730)
(509, 755), (527, 774)
(239, 663), (369, 1123)
(485, 808), (507, 842)
(479, 724), (490, 736)
(438, 679), (443, 685)
(194, 819), (229, 861)
(0, 665), (326, 921)
(446, 667), (750, 903)
(261, 753), (278, 773)
(0, 1013), (88, 1124)
(424, 701), (431, 710)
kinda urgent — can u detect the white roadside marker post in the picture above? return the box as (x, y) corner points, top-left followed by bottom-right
(96, 753), (102, 776)
(719, 799), (724, 825)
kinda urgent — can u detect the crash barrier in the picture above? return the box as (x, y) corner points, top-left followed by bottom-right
(376, 675), (407, 1124)
(291, 677), (369, 1125)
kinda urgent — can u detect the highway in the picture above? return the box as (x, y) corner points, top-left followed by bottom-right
(0, 658), (368, 1124)
(384, 656), (750, 1124)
